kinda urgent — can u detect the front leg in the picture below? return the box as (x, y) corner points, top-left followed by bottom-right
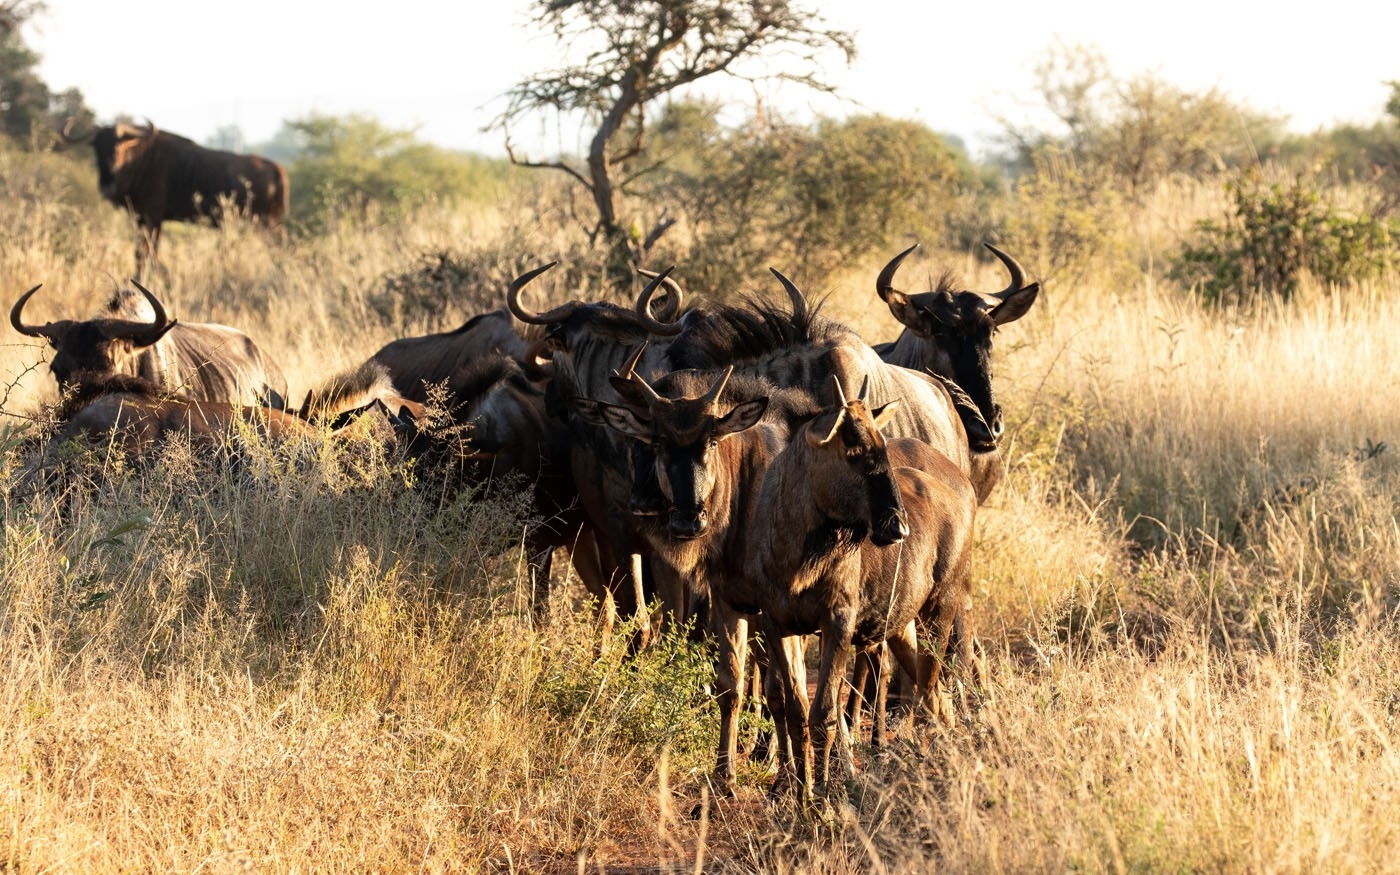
(709, 599), (748, 797)
(760, 617), (811, 800)
(812, 614), (854, 792)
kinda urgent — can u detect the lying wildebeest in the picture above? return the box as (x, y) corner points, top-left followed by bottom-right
(365, 309), (532, 404)
(10, 281), (289, 409)
(45, 371), (315, 467)
(589, 367), (977, 798)
(61, 118), (289, 274)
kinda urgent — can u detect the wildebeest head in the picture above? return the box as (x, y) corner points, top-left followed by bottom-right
(876, 243), (1039, 440)
(10, 281), (177, 392)
(579, 365), (768, 541)
(803, 376), (908, 547)
(63, 118), (156, 200)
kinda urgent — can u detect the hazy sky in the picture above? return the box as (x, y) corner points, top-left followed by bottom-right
(27, 0), (1400, 160)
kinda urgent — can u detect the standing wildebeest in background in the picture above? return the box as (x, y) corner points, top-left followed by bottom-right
(10, 281), (289, 409)
(61, 119), (289, 275)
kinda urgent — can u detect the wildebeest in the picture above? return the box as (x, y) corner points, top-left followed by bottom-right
(10, 281), (289, 410)
(589, 367), (977, 797)
(61, 118), (289, 274)
(44, 372), (315, 468)
(874, 242), (1040, 448)
(364, 308), (533, 404)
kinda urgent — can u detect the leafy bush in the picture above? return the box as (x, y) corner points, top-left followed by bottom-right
(283, 113), (524, 233)
(1170, 169), (1399, 304)
(641, 105), (982, 296)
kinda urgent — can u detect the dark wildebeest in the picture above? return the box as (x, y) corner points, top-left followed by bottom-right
(61, 119), (289, 275)
(874, 243), (1039, 469)
(506, 263), (692, 646)
(11, 281), (289, 410)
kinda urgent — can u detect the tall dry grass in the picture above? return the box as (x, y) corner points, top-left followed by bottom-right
(1, 162), (1397, 873)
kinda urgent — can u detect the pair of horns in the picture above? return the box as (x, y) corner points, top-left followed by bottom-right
(876, 242), (1029, 306)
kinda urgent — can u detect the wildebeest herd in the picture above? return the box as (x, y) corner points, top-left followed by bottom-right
(15, 121), (1042, 803)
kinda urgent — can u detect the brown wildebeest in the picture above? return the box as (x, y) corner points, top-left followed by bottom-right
(746, 377), (977, 797)
(589, 365), (976, 798)
(61, 118), (289, 275)
(45, 372), (315, 467)
(10, 281), (289, 410)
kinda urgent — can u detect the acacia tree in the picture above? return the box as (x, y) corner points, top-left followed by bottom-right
(496, 0), (854, 283)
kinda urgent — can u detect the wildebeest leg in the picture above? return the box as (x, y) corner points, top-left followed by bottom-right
(887, 620), (934, 721)
(527, 545), (554, 621)
(136, 221), (161, 280)
(709, 598), (748, 797)
(628, 552), (651, 651)
(812, 616), (855, 791)
(650, 556), (688, 636)
(760, 621), (811, 800)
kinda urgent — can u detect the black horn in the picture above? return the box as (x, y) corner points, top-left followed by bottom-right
(9, 284), (53, 338)
(768, 268), (809, 326)
(876, 243), (920, 303)
(506, 262), (579, 325)
(984, 243), (1028, 302)
(634, 267), (684, 336)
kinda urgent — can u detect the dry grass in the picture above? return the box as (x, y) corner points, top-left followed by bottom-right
(1, 166), (1397, 873)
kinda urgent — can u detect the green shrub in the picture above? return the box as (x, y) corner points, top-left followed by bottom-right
(1170, 169), (1399, 304)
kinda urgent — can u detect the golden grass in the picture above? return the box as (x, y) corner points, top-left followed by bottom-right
(1, 169), (1397, 872)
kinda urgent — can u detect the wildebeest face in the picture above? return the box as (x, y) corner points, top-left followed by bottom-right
(88, 124), (151, 197)
(878, 243), (1040, 440)
(585, 366), (767, 541)
(806, 382), (907, 547)
(11, 282), (175, 395)
(46, 323), (142, 388)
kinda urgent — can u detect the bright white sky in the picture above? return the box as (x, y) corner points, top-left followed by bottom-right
(26, 0), (1400, 160)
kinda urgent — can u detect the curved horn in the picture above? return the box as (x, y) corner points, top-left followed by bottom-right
(615, 341), (649, 381)
(9, 284), (50, 338)
(832, 373), (849, 408)
(128, 280), (168, 326)
(857, 375), (870, 402)
(701, 365), (733, 408)
(876, 243), (919, 303)
(107, 281), (175, 345)
(59, 117), (94, 144)
(636, 267), (685, 321)
(143, 117), (158, 138)
(506, 261), (579, 325)
(767, 268), (808, 325)
(634, 267), (684, 336)
(984, 243), (1028, 301)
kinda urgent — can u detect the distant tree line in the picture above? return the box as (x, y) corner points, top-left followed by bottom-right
(4, 0), (1399, 305)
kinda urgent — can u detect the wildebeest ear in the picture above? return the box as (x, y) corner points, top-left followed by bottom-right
(717, 398), (767, 437)
(570, 397), (608, 426)
(599, 404), (653, 443)
(990, 282), (1040, 326)
(870, 399), (901, 431)
(883, 289), (919, 328)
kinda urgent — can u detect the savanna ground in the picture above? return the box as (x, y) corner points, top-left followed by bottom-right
(1, 151), (1398, 874)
